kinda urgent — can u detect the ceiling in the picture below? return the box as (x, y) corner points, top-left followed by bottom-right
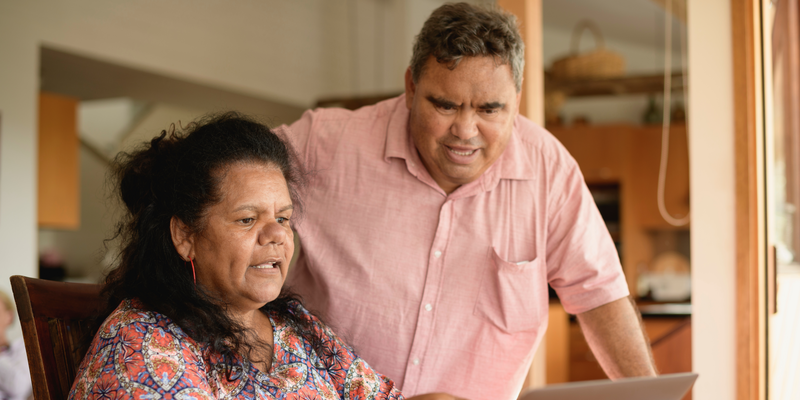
(40, 47), (304, 119)
(40, 47), (307, 152)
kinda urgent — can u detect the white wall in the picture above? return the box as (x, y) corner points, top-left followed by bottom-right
(79, 98), (148, 156)
(0, 8), (39, 304)
(319, 0), (491, 98)
(118, 103), (218, 153)
(687, 0), (736, 398)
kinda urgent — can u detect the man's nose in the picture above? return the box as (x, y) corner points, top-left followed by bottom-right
(258, 220), (286, 246)
(450, 111), (479, 140)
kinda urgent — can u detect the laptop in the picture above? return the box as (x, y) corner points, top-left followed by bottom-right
(519, 372), (698, 400)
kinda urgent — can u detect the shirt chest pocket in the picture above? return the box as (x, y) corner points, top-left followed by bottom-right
(473, 248), (548, 333)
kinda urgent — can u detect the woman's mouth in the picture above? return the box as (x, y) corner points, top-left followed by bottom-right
(250, 262), (280, 269)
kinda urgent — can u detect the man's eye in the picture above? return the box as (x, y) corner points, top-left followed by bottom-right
(277, 217), (290, 224)
(482, 108), (499, 115)
(240, 218), (255, 224)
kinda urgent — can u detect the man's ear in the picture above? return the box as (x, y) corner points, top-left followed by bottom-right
(404, 67), (416, 110)
(515, 90), (523, 116)
(170, 216), (195, 261)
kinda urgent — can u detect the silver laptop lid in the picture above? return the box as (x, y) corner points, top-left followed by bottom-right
(519, 372), (698, 400)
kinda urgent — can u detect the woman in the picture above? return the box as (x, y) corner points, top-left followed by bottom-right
(68, 112), (406, 399)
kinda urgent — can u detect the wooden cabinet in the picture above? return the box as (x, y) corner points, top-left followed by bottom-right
(569, 317), (692, 399)
(38, 92), (80, 229)
(549, 124), (690, 294)
(629, 125), (690, 229)
(549, 123), (689, 227)
(545, 302), (570, 384)
(549, 125), (632, 183)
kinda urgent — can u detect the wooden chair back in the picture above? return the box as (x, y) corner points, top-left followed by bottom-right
(10, 275), (103, 400)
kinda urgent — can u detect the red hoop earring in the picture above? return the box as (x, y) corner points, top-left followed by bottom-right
(190, 259), (196, 284)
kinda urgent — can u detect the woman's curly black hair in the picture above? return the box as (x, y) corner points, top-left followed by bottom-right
(99, 111), (330, 374)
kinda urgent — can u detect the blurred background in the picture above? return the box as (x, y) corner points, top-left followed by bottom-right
(1, 0), (797, 398)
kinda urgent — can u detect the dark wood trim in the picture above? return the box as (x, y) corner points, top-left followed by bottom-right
(10, 276), (103, 400)
(732, 0), (764, 399)
(10, 276), (51, 400)
(649, 318), (692, 348)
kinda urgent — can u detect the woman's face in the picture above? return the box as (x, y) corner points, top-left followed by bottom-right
(188, 162), (294, 315)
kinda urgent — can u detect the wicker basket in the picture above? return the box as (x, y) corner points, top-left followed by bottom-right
(550, 20), (625, 80)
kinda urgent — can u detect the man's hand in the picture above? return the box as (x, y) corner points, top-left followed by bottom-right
(575, 296), (657, 379)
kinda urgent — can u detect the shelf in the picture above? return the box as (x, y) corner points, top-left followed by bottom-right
(545, 72), (685, 97)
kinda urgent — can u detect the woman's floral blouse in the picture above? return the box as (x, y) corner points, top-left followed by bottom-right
(69, 299), (404, 399)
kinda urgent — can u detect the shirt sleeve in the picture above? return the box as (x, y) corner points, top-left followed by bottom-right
(69, 313), (214, 400)
(544, 150), (630, 315)
(294, 304), (404, 400)
(275, 109), (316, 171)
(276, 107), (361, 177)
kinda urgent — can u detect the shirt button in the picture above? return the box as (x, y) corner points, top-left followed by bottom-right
(434, 250), (442, 258)
(424, 303), (432, 311)
(412, 358), (420, 365)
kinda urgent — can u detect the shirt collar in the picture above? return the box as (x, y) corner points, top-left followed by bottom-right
(384, 96), (537, 196)
(384, 94), (413, 163)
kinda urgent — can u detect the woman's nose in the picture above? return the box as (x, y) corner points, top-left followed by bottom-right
(258, 220), (286, 246)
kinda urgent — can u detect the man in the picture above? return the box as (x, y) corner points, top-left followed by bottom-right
(278, 3), (656, 400)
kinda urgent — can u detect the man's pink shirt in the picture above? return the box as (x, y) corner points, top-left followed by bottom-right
(277, 95), (628, 400)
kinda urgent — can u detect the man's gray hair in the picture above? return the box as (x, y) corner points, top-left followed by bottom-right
(410, 2), (525, 92)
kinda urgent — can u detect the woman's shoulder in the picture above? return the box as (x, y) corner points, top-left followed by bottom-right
(70, 300), (211, 399)
(96, 298), (192, 344)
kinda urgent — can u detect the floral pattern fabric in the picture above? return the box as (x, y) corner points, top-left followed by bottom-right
(69, 299), (404, 399)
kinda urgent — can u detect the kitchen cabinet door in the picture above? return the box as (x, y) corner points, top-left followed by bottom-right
(549, 125), (633, 184)
(38, 92), (79, 229)
(629, 124), (690, 229)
